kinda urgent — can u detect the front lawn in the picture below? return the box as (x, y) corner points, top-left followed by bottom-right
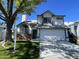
(0, 41), (39, 59)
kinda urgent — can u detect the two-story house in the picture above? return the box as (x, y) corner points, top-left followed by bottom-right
(37, 11), (69, 41)
(17, 10), (69, 41)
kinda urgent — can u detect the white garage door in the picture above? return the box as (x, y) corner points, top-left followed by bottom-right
(39, 29), (65, 41)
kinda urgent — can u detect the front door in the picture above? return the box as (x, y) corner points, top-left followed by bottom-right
(32, 29), (37, 39)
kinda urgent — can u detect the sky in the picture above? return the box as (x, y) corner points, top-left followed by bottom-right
(1, 0), (79, 24)
(26, 0), (79, 22)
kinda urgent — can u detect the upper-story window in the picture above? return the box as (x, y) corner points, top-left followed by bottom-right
(43, 17), (51, 23)
(56, 17), (63, 19)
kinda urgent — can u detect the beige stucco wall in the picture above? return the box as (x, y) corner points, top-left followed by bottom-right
(37, 12), (64, 26)
(43, 12), (52, 17)
(37, 16), (43, 25)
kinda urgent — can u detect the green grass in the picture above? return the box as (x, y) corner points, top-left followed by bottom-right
(0, 41), (40, 59)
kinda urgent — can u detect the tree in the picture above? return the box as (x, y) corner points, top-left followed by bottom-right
(0, 0), (45, 41)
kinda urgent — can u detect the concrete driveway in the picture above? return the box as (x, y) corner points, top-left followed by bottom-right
(40, 40), (79, 59)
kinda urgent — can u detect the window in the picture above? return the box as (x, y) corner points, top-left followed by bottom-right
(43, 17), (51, 23)
(56, 17), (63, 19)
(43, 18), (48, 23)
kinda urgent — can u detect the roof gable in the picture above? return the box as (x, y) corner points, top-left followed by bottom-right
(39, 10), (65, 17)
(41, 10), (55, 16)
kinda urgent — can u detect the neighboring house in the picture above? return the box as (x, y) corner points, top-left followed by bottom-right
(17, 21), (37, 39)
(0, 23), (6, 40)
(69, 21), (79, 44)
(37, 10), (69, 41)
(17, 10), (69, 41)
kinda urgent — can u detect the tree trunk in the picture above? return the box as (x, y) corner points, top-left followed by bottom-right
(6, 22), (13, 41)
(6, 14), (16, 41)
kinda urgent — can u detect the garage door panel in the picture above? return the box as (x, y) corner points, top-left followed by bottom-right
(39, 29), (65, 41)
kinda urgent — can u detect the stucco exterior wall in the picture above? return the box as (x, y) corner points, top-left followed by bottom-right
(77, 24), (79, 44)
(70, 25), (76, 35)
(37, 12), (64, 26)
(0, 28), (3, 40)
(77, 24), (79, 37)
(54, 19), (64, 26)
(43, 12), (52, 17)
(37, 16), (43, 25)
(0, 25), (6, 40)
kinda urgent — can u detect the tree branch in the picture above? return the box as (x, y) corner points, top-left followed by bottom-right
(9, 0), (13, 17)
(0, 2), (8, 20)
(12, 0), (24, 20)
(7, 0), (9, 15)
(0, 15), (6, 21)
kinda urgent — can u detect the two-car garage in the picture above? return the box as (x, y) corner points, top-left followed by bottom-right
(38, 28), (66, 41)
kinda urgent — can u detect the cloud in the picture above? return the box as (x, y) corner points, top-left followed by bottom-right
(64, 22), (74, 25)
